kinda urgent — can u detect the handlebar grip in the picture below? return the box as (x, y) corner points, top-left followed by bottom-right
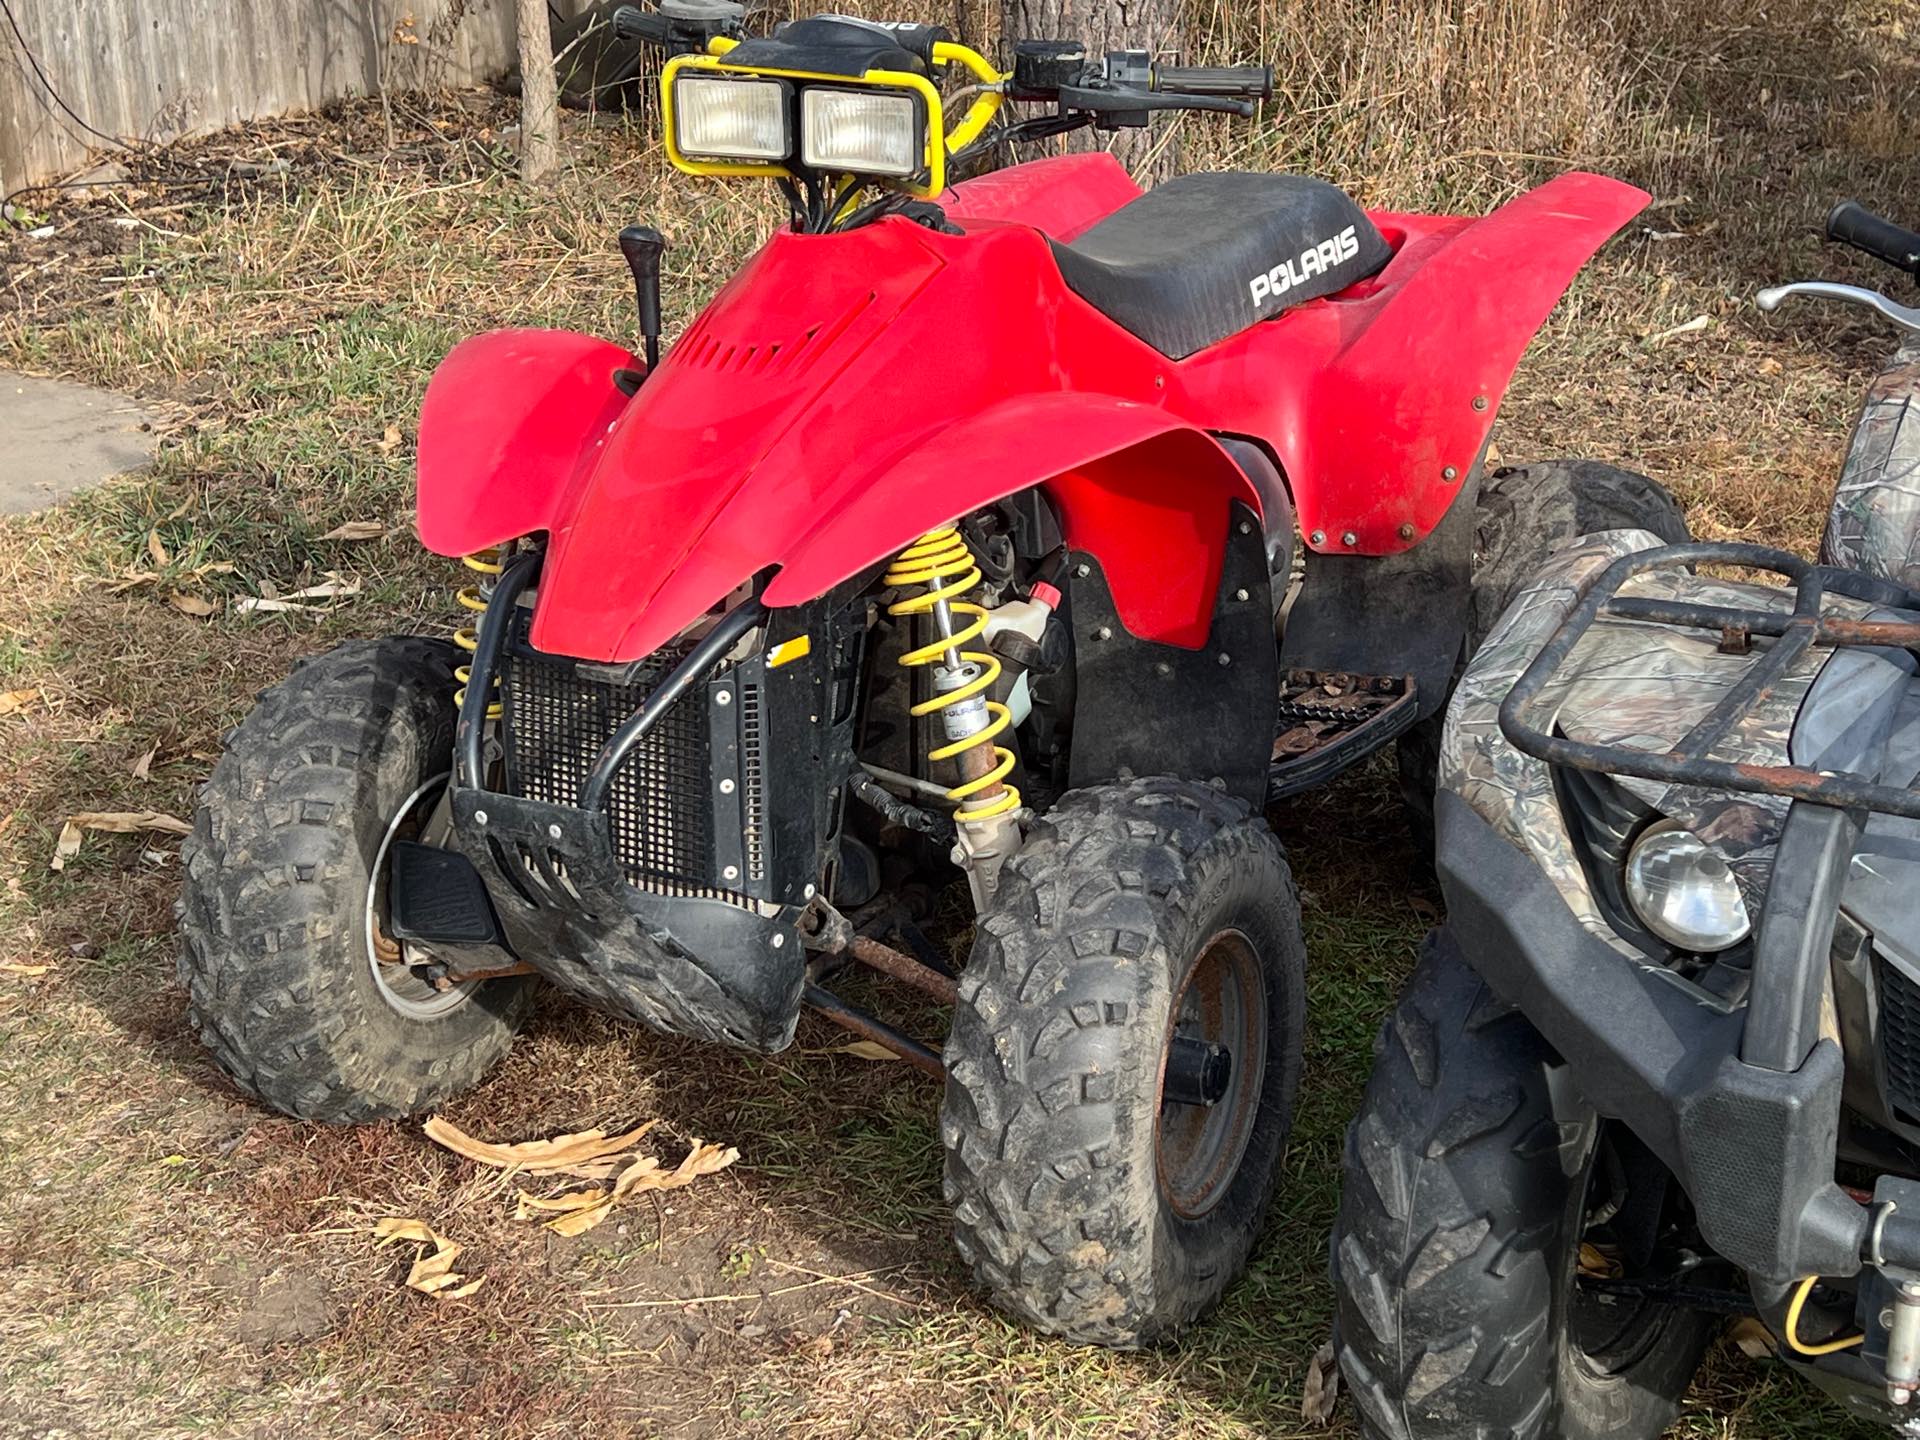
(611, 5), (651, 40)
(1827, 200), (1920, 279)
(1152, 64), (1272, 101)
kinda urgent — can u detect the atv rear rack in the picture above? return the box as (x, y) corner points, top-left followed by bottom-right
(1500, 540), (1920, 821)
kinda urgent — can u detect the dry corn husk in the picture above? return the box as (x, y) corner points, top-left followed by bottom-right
(424, 1115), (735, 1236)
(373, 1216), (484, 1299)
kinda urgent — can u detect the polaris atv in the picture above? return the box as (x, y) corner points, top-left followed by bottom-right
(178, 2), (1652, 1346)
(1331, 202), (1920, 1436)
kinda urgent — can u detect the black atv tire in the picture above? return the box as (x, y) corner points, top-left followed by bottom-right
(941, 776), (1308, 1347)
(177, 637), (532, 1123)
(1398, 460), (1690, 848)
(1331, 932), (1716, 1440)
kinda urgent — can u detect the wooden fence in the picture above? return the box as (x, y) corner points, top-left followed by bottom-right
(0, 0), (586, 195)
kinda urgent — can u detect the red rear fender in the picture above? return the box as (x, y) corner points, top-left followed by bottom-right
(1185, 171), (1652, 555)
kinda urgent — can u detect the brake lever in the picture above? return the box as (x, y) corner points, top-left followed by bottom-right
(1757, 281), (1920, 337)
(1056, 85), (1257, 120)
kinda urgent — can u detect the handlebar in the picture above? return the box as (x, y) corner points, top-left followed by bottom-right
(1827, 200), (1920, 281)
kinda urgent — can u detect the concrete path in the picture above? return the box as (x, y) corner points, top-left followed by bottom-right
(1, 370), (157, 515)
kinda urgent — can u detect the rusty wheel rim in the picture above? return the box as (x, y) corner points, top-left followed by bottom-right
(364, 774), (475, 1021)
(1155, 927), (1267, 1220)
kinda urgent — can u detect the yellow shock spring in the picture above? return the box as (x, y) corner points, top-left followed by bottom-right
(882, 526), (1020, 823)
(453, 549), (503, 719)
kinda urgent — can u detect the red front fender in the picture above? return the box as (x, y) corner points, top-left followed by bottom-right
(766, 394), (1257, 648)
(416, 329), (636, 558)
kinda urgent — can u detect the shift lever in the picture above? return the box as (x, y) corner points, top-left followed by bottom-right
(617, 225), (667, 371)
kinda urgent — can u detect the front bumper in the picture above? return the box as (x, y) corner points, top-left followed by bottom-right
(1436, 789), (1867, 1284)
(448, 787), (805, 1049)
(446, 551), (856, 1051)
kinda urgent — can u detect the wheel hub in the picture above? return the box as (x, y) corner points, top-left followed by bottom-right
(1155, 928), (1268, 1219)
(1163, 1035), (1233, 1108)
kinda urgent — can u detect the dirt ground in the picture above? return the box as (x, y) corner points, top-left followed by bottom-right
(0, 5), (1916, 1436)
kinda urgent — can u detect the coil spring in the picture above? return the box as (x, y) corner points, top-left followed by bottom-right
(452, 549), (503, 719)
(882, 526), (1019, 823)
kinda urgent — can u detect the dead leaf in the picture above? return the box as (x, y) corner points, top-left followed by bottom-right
(375, 424), (404, 456)
(318, 519), (386, 542)
(424, 1115), (659, 1173)
(233, 596), (325, 615)
(373, 1216), (484, 1299)
(1302, 1340), (1341, 1426)
(1, 962), (52, 977)
(146, 529), (170, 568)
(1728, 1316), (1776, 1359)
(1643, 314), (1712, 348)
(833, 1040), (903, 1062)
(289, 573), (360, 600)
(1577, 1241), (1623, 1279)
(0, 689), (39, 717)
(51, 810), (191, 871)
(235, 575), (361, 615)
(131, 745), (157, 780)
(166, 590), (218, 618)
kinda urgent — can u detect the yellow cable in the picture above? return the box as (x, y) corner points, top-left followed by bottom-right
(1784, 1274), (1864, 1356)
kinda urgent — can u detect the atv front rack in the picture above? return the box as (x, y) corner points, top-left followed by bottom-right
(1500, 541), (1920, 820)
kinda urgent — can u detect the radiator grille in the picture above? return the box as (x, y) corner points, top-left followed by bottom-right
(1879, 952), (1920, 1120)
(498, 612), (727, 898)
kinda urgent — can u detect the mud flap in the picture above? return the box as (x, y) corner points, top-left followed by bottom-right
(1066, 501), (1277, 807)
(1280, 466), (1481, 721)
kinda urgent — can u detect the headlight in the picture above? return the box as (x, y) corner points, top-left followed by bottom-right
(1624, 825), (1751, 952)
(800, 86), (923, 178)
(672, 74), (790, 163)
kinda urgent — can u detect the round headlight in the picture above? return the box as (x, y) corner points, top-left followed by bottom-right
(1624, 825), (1751, 952)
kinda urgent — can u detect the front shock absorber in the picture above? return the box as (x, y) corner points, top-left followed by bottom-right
(452, 549), (503, 719)
(883, 525), (1023, 900)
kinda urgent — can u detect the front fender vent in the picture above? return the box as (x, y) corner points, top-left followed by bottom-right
(669, 292), (876, 379)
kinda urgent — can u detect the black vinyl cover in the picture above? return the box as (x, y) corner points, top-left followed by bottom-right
(1049, 172), (1392, 359)
(723, 15), (945, 78)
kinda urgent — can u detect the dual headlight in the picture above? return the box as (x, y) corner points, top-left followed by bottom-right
(672, 73), (926, 179)
(1623, 822), (1751, 952)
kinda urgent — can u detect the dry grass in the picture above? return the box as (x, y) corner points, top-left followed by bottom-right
(0, 1), (1916, 1435)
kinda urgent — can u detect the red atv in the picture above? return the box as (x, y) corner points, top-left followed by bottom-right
(178, 4), (1649, 1346)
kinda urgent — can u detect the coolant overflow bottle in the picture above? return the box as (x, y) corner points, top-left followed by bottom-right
(617, 225), (667, 371)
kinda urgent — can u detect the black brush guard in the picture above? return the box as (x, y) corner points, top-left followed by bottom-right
(1445, 542), (1920, 1306)
(443, 550), (853, 1050)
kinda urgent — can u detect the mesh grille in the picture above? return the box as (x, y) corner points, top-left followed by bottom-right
(498, 611), (725, 898)
(1880, 953), (1920, 1120)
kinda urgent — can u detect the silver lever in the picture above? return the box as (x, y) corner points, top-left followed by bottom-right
(1757, 280), (1920, 336)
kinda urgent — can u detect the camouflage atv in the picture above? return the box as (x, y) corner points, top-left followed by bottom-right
(1331, 200), (1920, 1439)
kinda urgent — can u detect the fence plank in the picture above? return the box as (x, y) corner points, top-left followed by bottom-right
(0, 0), (583, 194)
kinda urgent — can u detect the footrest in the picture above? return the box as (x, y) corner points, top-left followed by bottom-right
(388, 839), (504, 946)
(1267, 670), (1418, 801)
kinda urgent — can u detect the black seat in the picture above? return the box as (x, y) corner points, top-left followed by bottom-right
(1049, 172), (1393, 360)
